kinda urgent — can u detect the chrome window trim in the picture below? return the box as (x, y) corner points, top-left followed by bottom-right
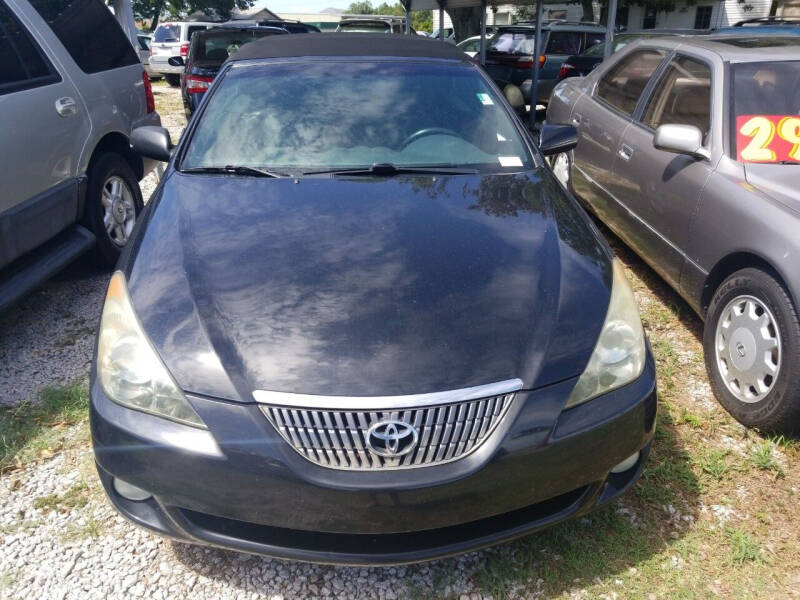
(252, 378), (524, 410)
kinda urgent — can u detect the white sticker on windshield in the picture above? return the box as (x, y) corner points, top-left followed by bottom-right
(477, 93), (494, 106)
(496, 133), (507, 141)
(498, 156), (523, 167)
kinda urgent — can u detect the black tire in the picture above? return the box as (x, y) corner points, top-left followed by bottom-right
(84, 153), (143, 267)
(703, 268), (800, 433)
(166, 74), (180, 87)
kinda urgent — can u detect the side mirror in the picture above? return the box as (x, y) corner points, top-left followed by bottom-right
(131, 126), (173, 162)
(539, 124), (578, 156)
(167, 56), (184, 67)
(653, 124), (710, 160)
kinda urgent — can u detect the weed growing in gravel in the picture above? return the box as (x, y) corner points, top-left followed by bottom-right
(697, 448), (731, 481)
(750, 441), (785, 477)
(33, 481), (90, 512)
(0, 381), (89, 473)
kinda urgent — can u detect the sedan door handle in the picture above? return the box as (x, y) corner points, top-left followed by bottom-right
(55, 96), (78, 117)
(618, 144), (634, 161)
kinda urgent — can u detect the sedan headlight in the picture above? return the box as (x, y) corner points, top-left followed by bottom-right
(97, 272), (206, 428)
(565, 259), (646, 408)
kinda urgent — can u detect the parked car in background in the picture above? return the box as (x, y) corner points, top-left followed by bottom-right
(430, 27), (454, 39)
(0, 0), (160, 311)
(149, 20), (218, 86)
(178, 26), (287, 117)
(224, 18), (320, 33)
(456, 29), (498, 57)
(547, 35), (800, 432)
(484, 22), (606, 105)
(94, 33), (656, 565)
(555, 30), (706, 82)
(136, 32), (158, 78)
(713, 16), (800, 35)
(336, 15), (413, 34)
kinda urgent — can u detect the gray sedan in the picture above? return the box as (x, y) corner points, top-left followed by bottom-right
(546, 35), (800, 432)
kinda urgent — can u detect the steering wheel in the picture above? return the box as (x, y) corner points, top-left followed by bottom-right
(400, 127), (462, 151)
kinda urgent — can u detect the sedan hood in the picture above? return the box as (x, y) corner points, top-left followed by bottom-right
(127, 170), (611, 401)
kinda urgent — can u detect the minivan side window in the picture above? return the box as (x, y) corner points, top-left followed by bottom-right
(642, 56), (711, 138)
(28, 0), (138, 74)
(596, 49), (666, 116)
(0, 0), (59, 94)
(545, 31), (582, 55)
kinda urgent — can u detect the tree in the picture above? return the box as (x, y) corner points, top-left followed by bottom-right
(133, 0), (254, 30)
(446, 6), (482, 41)
(345, 1), (430, 32)
(346, 0), (374, 13)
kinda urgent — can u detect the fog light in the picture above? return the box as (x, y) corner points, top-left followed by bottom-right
(112, 477), (152, 501)
(611, 451), (640, 474)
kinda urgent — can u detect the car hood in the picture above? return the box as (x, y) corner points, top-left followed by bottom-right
(744, 163), (800, 214)
(126, 170), (612, 402)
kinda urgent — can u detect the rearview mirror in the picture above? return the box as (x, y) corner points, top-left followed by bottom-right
(539, 124), (578, 156)
(653, 124), (710, 160)
(167, 56), (184, 67)
(131, 126), (173, 162)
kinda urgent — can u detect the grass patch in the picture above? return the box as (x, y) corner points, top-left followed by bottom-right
(726, 527), (762, 564)
(33, 481), (90, 512)
(0, 381), (89, 473)
(697, 448), (731, 481)
(750, 441), (785, 477)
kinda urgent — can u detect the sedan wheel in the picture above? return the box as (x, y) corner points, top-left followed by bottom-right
(550, 151), (571, 188)
(704, 268), (800, 432)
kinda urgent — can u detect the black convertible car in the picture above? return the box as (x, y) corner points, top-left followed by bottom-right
(91, 34), (656, 564)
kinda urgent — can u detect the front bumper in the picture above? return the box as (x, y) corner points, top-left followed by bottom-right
(91, 352), (657, 565)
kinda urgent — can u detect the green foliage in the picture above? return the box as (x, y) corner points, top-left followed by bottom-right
(133, 0), (254, 29)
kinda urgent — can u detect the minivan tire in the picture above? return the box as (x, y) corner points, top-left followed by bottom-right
(166, 75), (180, 87)
(85, 153), (144, 267)
(704, 268), (800, 433)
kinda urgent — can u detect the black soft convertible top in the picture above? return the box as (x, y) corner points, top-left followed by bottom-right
(229, 33), (467, 62)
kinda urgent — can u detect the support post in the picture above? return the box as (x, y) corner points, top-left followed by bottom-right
(529, 0), (544, 129)
(604, 0), (618, 59)
(479, 0), (487, 65)
(403, 0), (410, 34)
(438, 0), (445, 40)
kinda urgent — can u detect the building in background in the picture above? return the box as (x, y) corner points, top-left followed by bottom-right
(434, 0), (796, 35)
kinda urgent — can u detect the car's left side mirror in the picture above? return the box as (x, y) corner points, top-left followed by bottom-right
(168, 56), (184, 67)
(539, 124), (578, 156)
(131, 126), (173, 162)
(653, 124), (710, 160)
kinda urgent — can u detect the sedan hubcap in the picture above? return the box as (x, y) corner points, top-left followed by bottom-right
(551, 152), (570, 187)
(714, 295), (781, 403)
(101, 176), (135, 247)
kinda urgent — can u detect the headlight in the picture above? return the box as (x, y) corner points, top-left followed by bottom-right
(565, 259), (646, 408)
(97, 272), (206, 428)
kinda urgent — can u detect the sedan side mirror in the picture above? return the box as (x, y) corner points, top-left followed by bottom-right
(168, 56), (184, 67)
(131, 126), (173, 162)
(653, 124), (710, 160)
(539, 124), (578, 156)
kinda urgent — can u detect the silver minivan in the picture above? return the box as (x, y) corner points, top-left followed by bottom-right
(149, 20), (218, 86)
(0, 0), (160, 310)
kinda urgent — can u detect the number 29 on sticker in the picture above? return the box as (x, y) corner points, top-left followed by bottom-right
(737, 114), (800, 163)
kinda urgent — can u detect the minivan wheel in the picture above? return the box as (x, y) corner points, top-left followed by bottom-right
(704, 268), (800, 433)
(549, 151), (571, 188)
(166, 74), (180, 87)
(85, 154), (143, 267)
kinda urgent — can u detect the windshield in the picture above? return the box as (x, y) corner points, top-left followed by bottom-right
(489, 30), (536, 55)
(154, 24), (180, 43)
(191, 31), (283, 65)
(182, 61), (532, 172)
(733, 61), (800, 163)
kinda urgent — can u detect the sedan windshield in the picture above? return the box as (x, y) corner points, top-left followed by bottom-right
(181, 61), (532, 172)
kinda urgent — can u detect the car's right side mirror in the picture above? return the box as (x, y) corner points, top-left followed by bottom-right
(539, 124), (578, 156)
(167, 56), (184, 67)
(131, 126), (173, 162)
(653, 124), (710, 160)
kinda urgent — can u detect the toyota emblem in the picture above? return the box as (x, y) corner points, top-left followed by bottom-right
(366, 420), (419, 458)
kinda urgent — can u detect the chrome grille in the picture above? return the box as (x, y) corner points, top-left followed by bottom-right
(260, 393), (515, 470)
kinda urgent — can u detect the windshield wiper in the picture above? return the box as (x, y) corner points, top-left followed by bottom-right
(181, 165), (289, 178)
(303, 163), (478, 177)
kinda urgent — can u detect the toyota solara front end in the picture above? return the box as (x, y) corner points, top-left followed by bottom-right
(90, 34), (657, 565)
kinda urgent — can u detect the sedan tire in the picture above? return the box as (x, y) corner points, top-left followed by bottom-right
(704, 268), (800, 433)
(85, 153), (144, 267)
